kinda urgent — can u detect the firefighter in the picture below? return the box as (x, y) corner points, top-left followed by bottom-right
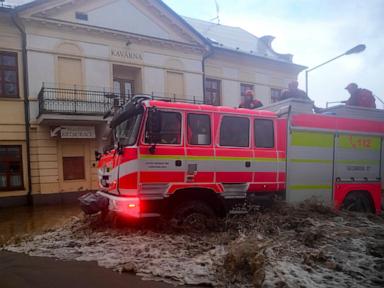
(239, 90), (263, 109)
(279, 80), (310, 101)
(344, 83), (376, 108)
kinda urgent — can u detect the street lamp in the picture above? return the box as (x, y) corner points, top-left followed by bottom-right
(305, 44), (366, 97)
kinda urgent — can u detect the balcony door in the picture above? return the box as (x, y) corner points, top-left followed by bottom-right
(57, 56), (84, 112)
(113, 79), (134, 104)
(58, 57), (83, 88)
(113, 65), (141, 104)
(166, 71), (184, 99)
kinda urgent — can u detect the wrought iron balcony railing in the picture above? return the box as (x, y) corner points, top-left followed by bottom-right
(37, 85), (120, 116)
(37, 83), (208, 118)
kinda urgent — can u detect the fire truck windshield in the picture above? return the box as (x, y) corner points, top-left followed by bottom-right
(114, 113), (143, 146)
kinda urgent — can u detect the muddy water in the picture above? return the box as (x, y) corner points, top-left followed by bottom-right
(0, 204), (81, 245)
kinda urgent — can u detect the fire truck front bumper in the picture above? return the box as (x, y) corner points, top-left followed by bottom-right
(80, 191), (162, 218)
(96, 191), (141, 218)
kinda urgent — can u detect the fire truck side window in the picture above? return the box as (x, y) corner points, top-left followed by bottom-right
(220, 116), (249, 147)
(187, 114), (211, 145)
(145, 111), (182, 145)
(254, 119), (274, 148)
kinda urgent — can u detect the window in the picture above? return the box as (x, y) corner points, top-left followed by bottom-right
(188, 114), (211, 145)
(114, 113), (143, 146)
(0, 145), (23, 191)
(254, 119), (274, 148)
(63, 156), (85, 180)
(0, 52), (18, 98)
(75, 12), (88, 21)
(240, 83), (254, 103)
(205, 78), (221, 106)
(271, 88), (282, 103)
(145, 111), (182, 145)
(220, 116), (249, 147)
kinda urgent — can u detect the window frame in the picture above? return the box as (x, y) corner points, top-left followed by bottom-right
(240, 83), (254, 102)
(271, 88), (282, 103)
(143, 109), (183, 146)
(0, 145), (24, 191)
(187, 113), (212, 146)
(0, 51), (19, 99)
(219, 115), (250, 148)
(254, 118), (275, 149)
(205, 78), (221, 106)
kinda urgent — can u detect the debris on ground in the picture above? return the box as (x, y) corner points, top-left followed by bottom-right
(3, 201), (384, 287)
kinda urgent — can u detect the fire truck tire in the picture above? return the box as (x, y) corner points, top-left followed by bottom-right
(341, 191), (375, 213)
(172, 201), (216, 229)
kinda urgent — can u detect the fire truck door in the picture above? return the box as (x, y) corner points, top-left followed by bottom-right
(251, 118), (279, 192)
(185, 113), (214, 183)
(215, 115), (253, 187)
(139, 110), (185, 185)
(286, 130), (335, 204)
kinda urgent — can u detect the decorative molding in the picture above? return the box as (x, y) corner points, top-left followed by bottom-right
(23, 17), (206, 54)
(259, 35), (293, 62)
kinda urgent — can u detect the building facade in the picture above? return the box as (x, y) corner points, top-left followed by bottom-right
(0, 0), (305, 206)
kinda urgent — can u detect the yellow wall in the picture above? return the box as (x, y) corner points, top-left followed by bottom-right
(29, 126), (99, 195)
(0, 12), (28, 198)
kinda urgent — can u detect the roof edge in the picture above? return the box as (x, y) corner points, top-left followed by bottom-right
(213, 46), (307, 71)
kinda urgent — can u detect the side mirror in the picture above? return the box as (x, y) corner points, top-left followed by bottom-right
(147, 108), (161, 144)
(95, 150), (102, 161)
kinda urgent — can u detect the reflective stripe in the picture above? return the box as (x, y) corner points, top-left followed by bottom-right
(289, 159), (332, 164)
(337, 159), (380, 165)
(140, 154), (284, 162)
(289, 185), (332, 190)
(291, 131), (333, 148)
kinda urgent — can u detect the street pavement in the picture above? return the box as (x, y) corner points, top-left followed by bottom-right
(0, 251), (177, 288)
(0, 204), (192, 288)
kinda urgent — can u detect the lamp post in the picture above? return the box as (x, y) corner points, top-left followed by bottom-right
(305, 44), (366, 97)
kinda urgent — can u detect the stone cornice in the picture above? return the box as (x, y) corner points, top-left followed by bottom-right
(20, 0), (209, 52)
(23, 16), (206, 55)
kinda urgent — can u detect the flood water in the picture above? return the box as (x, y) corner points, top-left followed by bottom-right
(0, 204), (81, 245)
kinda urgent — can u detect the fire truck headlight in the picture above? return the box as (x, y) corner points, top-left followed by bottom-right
(101, 178), (109, 187)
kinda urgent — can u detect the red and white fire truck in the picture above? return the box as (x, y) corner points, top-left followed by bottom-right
(80, 95), (383, 224)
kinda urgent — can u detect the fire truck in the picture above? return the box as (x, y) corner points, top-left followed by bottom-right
(80, 95), (383, 224)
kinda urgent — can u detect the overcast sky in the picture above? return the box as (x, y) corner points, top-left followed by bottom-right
(5, 0), (384, 108)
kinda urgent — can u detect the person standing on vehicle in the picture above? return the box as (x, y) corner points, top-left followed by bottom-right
(239, 90), (263, 109)
(344, 83), (376, 108)
(279, 80), (310, 101)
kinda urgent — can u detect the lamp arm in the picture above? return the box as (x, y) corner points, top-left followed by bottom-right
(306, 52), (346, 73)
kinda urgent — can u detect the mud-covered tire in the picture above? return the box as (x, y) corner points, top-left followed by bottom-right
(172, 201), (216, 230)
(341, 191), (375, 213)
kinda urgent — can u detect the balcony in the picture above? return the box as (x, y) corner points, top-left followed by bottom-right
(37, 84), (121, 125)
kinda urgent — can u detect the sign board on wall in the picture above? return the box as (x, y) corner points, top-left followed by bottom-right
(110, 48), (143, 62)
(60, 126), (96, 139)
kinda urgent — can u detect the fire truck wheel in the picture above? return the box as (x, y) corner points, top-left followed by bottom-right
(341, 191), (374, 213)
(172, 201), (216, 230)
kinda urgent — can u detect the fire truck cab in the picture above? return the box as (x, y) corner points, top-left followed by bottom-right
(83, 95), (383, 223)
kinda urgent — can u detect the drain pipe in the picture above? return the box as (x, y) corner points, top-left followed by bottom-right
(11, 12), (32, 206)
(202, 49), (214, 103)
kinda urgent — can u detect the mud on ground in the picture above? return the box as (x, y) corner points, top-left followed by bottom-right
(3, 201), (384, 287)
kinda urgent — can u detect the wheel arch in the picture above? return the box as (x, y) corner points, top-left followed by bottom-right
(166, 187), (226, 217)
(335, 182), (381, 214)
(341, 189), (375, 213)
